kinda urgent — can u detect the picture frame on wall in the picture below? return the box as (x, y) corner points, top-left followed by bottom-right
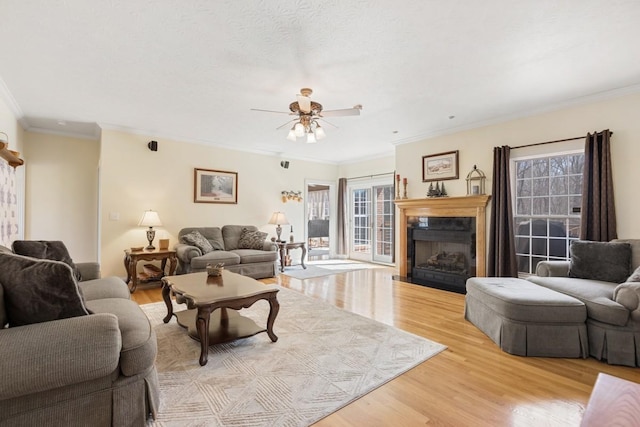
(422, 150), (459, 182)
(194, 168), (238, 204)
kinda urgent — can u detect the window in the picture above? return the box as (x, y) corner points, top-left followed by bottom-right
(513, 152), (584, 274)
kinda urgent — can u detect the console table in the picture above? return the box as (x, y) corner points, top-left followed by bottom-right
(277, 241), (307, 272)
(124, 248), (177, 293)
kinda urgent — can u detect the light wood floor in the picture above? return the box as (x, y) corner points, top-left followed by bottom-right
(132, 266), (640, 426)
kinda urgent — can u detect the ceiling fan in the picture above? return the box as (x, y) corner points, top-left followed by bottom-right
(251, 88), (362, 143)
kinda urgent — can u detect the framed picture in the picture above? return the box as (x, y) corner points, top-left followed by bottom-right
(422, 150), (459, 182)
(194, 168), (238, 204)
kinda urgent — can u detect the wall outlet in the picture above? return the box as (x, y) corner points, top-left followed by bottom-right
(109, 212), (120, 221)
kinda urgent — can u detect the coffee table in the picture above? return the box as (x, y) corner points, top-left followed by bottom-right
(161, 270), (279, 366)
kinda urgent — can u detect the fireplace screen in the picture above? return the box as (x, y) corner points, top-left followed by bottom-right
(407, 216), (476, 292)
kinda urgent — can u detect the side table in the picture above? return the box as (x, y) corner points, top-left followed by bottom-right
(277, 241), (307, 272)
(124, 248), (177, 293)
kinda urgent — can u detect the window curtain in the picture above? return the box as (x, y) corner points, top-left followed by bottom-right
(336, 178), (347, 255)
(307, 189), (330, 220)
(488, 146), (518, 277)
(580, 130), (617, 241)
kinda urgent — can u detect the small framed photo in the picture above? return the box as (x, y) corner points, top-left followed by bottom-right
(422, 150), (459, 182)
(194, 168), (238, 204)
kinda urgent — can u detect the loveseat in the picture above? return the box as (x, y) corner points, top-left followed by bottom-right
(175, 225), (278, 278)
(0, 243), (159, 426)
(527, 239), (640, 367)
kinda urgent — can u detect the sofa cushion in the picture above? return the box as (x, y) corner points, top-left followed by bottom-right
(527, 276), (629, 326)
(222, 225), (257, 251)
(237, 228), (268, 250)
(84, 298), (157, 377)
(232, 249), (279, 264)
(190, 251), (241, 271)
(0, 284), (6, 328)
(627, 265), (640, 282)
(78, 276), (131, 301)
(613, 239), (640, 272)
(0, 252), (90, 327)
(181, 230), (215, 254)
(12, 240), (82, 281)
(568, 240), (631, 284)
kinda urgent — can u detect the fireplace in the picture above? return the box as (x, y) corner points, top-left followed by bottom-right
(395, 196), (490, 293)
(409, 217), (475, 292)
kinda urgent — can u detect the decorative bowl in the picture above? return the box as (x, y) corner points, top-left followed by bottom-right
(131, 246), (144, 252)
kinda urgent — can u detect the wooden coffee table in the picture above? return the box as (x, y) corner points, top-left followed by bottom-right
(161, 270), (279, 366)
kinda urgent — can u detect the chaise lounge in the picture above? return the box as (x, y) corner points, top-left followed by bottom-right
(465, 239), (640, 367)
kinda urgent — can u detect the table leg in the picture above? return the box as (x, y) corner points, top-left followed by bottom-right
(266, 294), (279, 342)
(168, 255), (177, 275)
(300, 244), (307, 269)
(279, 245), (286, 272)
(196, 306), (212, 366)
(123, 253), (132, 285)
(127, 258), (138, 293)
(162, 280), (173, 323)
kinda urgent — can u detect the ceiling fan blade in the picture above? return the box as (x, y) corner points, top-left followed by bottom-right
(297, 94), (311, 113)
(320, 106), (361, 117)
(318, 118), (339, 129)
(276, 119), (297, 130)
(250, 108), (293, 115)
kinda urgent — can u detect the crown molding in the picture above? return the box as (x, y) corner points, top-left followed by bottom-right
(0, 76), (24, 121)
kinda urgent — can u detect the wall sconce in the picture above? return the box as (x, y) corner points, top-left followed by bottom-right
(466, 165), (487, 195)
(281, 191), (302, 203)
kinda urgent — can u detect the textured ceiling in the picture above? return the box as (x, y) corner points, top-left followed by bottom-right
(1, 1), (640, 163)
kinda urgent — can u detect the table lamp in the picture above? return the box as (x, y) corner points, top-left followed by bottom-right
(138, 210), (162, 250)
(268, 211), (289, 242)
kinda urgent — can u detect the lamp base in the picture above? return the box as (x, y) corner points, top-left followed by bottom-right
(275, 224), (282, 242)
(145, 228), (156, 251)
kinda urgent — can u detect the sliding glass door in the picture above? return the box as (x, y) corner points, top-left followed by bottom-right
(348, 178), (394, 264)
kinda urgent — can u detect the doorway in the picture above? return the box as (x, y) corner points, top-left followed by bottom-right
(305, 180), (335, 260)
(347, 176), (394, 264)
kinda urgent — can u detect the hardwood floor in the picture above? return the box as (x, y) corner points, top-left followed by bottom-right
(132, 267), (640, 426)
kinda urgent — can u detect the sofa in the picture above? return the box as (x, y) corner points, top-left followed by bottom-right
(527, 239), (640, 367)
(0, 243), (159, 426)
(175, 225), (278, 278)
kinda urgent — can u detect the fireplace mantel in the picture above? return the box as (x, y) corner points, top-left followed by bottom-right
(395, 195), (491, 278)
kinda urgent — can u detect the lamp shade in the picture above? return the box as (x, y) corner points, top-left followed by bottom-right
(138, 210), (162, 227)
(268, 211), (289, 225)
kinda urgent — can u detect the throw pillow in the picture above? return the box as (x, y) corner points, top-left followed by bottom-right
(237, 228), (268, 250)
(181, 230), (214, 254)
(569, 240), (631, 284)
(0, 252), (90, 327)
(12, 240), (82, 281)
(627, 265), (640, 282)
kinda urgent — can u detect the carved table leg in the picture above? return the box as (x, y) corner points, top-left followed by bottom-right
(266, 293), (279, 342)
(279, 245), (286, 272)
(127, 257), (138, 293)
(124, 253), (132, 285)
(196, 306), (212, 366)
(162, 280), (173, 323)
(300, 244), (307, 269)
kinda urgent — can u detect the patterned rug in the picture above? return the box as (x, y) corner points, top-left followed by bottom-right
(143, 286), (446, 426)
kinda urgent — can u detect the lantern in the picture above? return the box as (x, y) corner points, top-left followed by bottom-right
(466, 165), (486, 195)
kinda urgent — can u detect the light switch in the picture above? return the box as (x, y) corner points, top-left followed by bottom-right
(109, 212), (120, 221)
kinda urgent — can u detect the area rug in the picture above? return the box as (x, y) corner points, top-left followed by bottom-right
(282, 261), (388, 280)
(143, 286), (446, 426)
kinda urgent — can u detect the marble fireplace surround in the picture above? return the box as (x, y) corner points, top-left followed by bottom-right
(395, 195), (491, 278)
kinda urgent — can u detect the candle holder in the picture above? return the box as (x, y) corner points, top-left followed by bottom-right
(395, 175), (401, 199)
(402, 181), (408, 199)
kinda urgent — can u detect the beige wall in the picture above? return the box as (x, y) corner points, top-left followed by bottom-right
(337, 155), (395, 179)
(98, 130), (338, 276)
(23, 132), (100, 261)
(396, 91), (640, 241)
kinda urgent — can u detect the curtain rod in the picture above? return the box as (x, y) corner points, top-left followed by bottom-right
(510, 130), (613, 150)
(347, 172), (394, 180)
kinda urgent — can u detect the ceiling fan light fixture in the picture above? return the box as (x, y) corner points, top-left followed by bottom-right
(315, 124), (326, 140)
(286, 128), (297, 141)
(294, 122), (305, 137)
(306, 132), (317, 144)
